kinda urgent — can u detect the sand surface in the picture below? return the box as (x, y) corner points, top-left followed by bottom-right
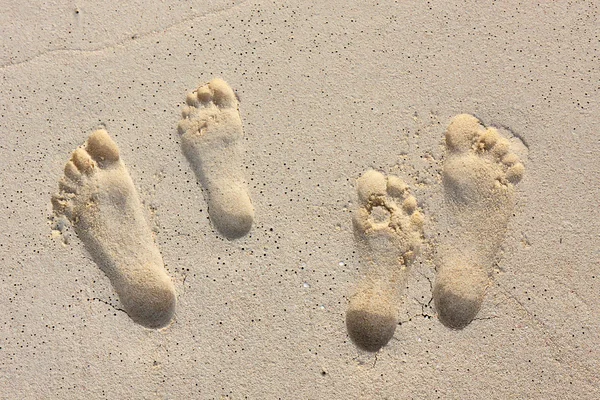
(1, 1), (599, 398)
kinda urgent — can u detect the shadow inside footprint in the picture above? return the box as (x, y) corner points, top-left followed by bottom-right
(433, 260), (489, 330)
(433, 285), (483, 330)
(346, 308), (397, 352)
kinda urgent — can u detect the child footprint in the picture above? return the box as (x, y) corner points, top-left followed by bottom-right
(346, 170), (424, 352)
(178, 78), (254, 239)
(434, 114), (525, 329)
(52, 129), (176, 329)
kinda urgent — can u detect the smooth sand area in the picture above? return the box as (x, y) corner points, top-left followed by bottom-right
(1, 1), (599, 398)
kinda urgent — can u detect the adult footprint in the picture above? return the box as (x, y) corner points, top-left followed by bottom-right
(178, 78), (254, 239)
(346, 170), (424, 352)
(52, 129), (176, 329)
(434, 114), (525, 329)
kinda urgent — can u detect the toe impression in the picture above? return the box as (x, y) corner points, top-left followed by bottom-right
(86, 129), (120, 165)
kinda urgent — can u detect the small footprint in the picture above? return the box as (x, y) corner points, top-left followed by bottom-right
(346, 170), (424, 352)
(434, 114), (525, 329)
(52, 129), (176, 329)
(178, 78), (254, 239)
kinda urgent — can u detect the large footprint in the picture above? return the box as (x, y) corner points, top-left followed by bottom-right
(52, 129), (176, 329)
(178, 78), (254, 239)
(346, 170), (424, 352)
(434, 114), (525, 329)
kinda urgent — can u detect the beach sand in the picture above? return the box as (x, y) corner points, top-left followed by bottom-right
(1, 1), (599, 398)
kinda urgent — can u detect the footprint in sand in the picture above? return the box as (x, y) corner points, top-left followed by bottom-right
(178, 78), (254, 240)
(52, 129), (176, 329)
(434, 114), (525, 329)
(346, 170), (424, 352)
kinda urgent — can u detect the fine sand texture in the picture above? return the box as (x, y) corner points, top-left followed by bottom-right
(1, 1), (599, 398)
